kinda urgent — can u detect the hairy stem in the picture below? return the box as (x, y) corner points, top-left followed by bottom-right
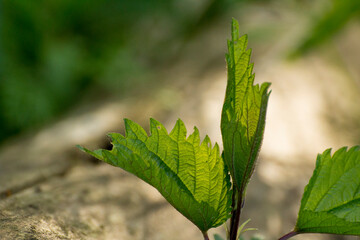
(278, 231), (298, 240)
(230, 190), (243, 240)
(229, 188), (237, 236)
(202, 231), (209, 240)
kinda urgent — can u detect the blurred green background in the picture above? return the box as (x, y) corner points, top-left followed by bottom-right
(0, 0), (359, 144)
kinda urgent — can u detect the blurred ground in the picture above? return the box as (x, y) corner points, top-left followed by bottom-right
(1, 1), (360, 240)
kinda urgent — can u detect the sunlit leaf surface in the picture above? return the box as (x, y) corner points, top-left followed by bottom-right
(79, 118), (232, 232)
(296, 146), (360, 235)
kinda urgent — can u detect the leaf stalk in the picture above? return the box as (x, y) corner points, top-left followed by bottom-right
(229, 190), (244, 240)
(202, 231), (209, 240)
(278, 231), (298, 240)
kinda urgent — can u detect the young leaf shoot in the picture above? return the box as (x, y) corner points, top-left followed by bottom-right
(221, 18), (271, 239)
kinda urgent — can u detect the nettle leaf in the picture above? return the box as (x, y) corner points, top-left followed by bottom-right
(221, 18), (271, 191)
(78, 118), (232, 232)
(295, 146), (360, 235)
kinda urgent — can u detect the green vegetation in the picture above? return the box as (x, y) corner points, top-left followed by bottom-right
(2, 0), (358, 145)
(221, 19), (270, 240)
(0, 0), (243, 143)
(295, 146), (360, 235)
(80, 19), (360, 240)
(79, 118), (232, 233)
(293, 0), (360, 56)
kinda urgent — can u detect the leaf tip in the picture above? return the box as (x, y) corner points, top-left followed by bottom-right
(231, 18), (240, 41)
(150, 118), (167, 134)
(202, 135), (212, 149)
(123, 118), (130, 125)
(231, 17), (239, 27)
(76, 144), (85, 152)
(176, 118), (185, 127)
(123, 118), (132, 132)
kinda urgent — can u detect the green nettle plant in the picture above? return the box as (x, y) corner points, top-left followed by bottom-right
(78, 19), (360, 240)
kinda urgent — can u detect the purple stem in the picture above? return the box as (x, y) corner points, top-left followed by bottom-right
(278, 231), (298, 240)
(230, 195), (243, 240)
(202, 231), (209, 240)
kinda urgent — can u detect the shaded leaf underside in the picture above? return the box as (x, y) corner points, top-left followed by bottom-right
(296, 146), (360, 235)
(79, 118), (232, 232)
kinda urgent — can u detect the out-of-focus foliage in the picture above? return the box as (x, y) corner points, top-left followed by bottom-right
(0, 0), (248, 143)
(293, 0), (360, 56)
(2, 0), (353, 144)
